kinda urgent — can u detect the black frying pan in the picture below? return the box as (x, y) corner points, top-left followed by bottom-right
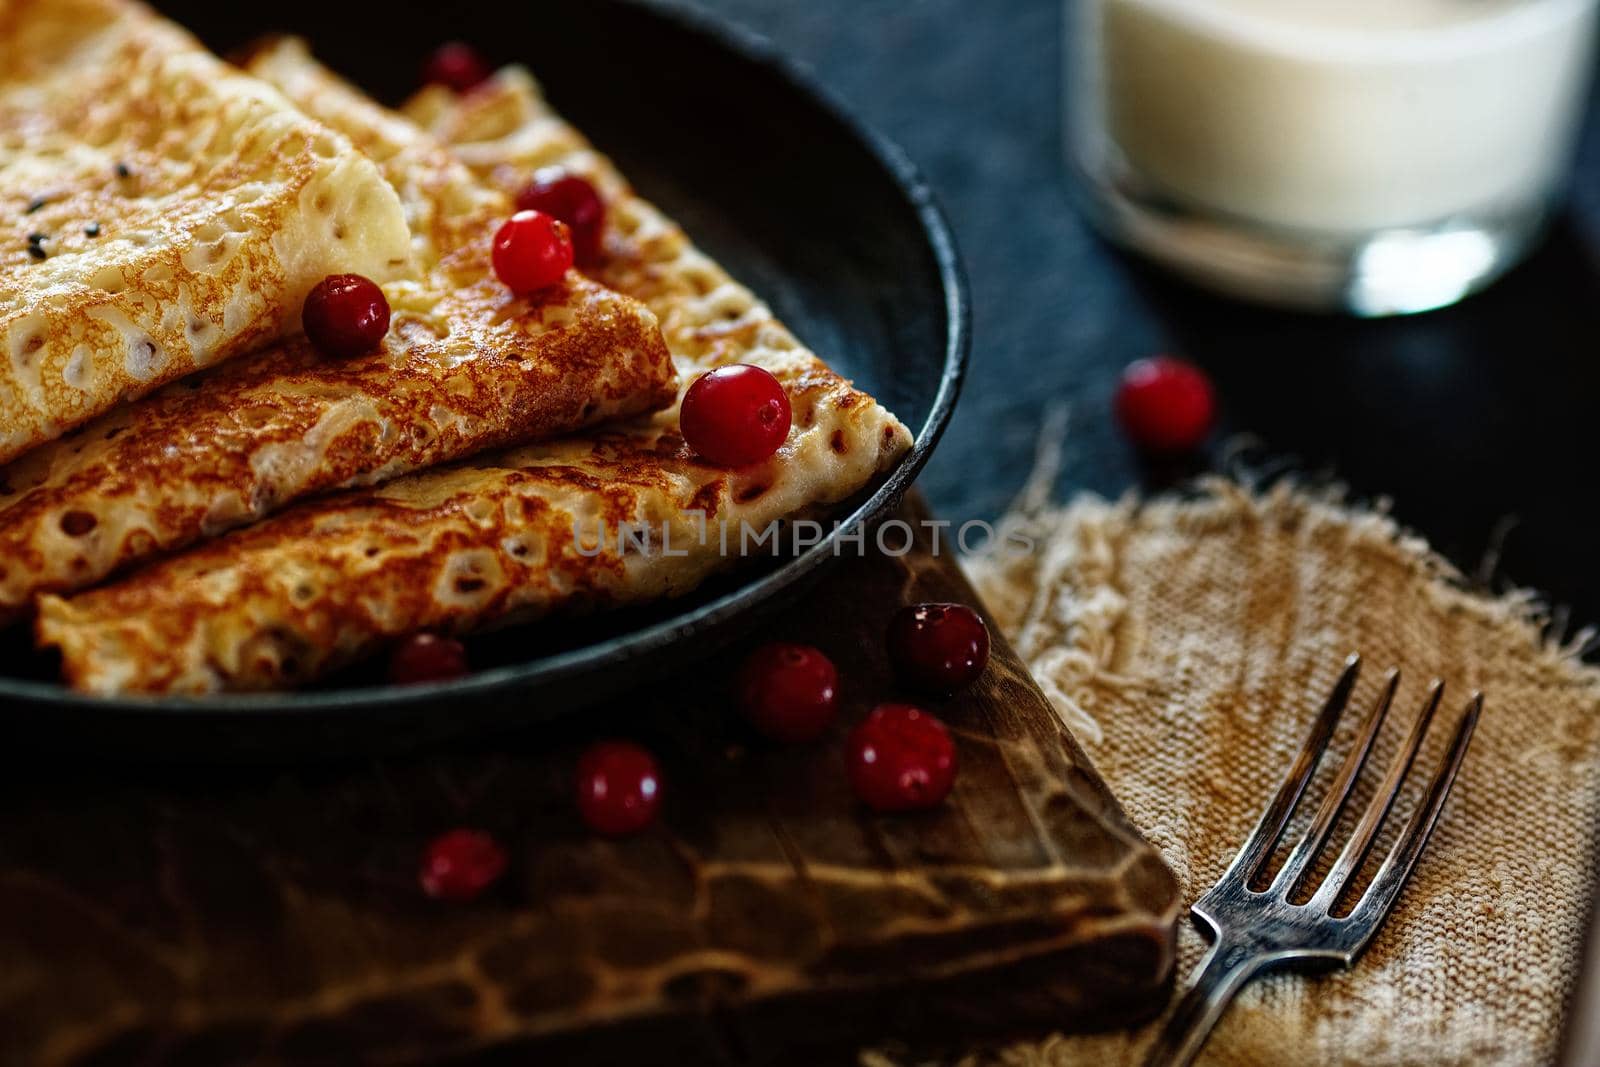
(0, 0), (969, 757)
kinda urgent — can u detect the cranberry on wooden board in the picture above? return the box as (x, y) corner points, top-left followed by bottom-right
(846, 703), (958, 813)
(886, 602), (990, 694)
(492, 210), (574, 295)
(388, 633), (469, 685)
(419, 829), (507, 902)
(421, 42), (492, 94)
(679, 364), (792, 467)
(576, 741), (663, 836)
(517, 172), (606, 266)
(1114, 356), (1216, 453)
(301, 274), (390, 359)
(736, 643), (839, 743)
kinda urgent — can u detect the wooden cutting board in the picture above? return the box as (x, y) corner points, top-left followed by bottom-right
(0, 498), (1179, 1065)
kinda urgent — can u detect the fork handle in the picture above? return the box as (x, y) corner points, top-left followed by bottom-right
(1141, 938), (1267, 1067)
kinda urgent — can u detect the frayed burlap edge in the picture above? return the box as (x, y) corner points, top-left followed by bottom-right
(912, 458), (1600, 1067)
(967, 477), (1600, 751)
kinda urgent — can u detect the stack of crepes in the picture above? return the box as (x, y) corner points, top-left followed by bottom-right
(0, 0), (910, 695)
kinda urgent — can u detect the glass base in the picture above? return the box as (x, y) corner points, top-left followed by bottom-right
(1074, 163), (1550, 317)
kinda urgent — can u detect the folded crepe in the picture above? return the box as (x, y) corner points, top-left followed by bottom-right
(0, 0), (413, 463)
(37, 59), (912, 695)
(0, 38), (676, 623)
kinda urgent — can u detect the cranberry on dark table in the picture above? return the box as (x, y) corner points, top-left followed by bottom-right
(846, 703), (958, 813)
(492, 210), (574, 295)
(1114, 356), (1216, 454)
(576, 741), (663, 836)
(679, 364), (792, 467)
(419, 828), (507, 902)
(388, 633), (469, 685)
(736, 642), (839, 743)
(421, 42), (493, 94)
(887, 602), (990, 694)
(517, 172), (606, 266)
(301, 274), (390, 359)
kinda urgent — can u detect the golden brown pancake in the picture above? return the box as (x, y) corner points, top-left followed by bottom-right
(38, 59), (911, 695)
(0, 0), (413, 463)
(0, 39), (676, 623)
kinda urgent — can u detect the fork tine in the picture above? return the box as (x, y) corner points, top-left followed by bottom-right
(1341, 694), (1481, 946)
(1269, 670), (1401, 898)
(1309, 680), (1445, 911)
(1217, 655), (1360, 888)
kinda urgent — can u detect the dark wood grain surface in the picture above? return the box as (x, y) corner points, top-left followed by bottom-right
(0, 499), (1179, 1066)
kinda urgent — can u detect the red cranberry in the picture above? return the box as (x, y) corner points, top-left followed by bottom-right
(421, 42), (492, 94)
(679, 364), (792, 467)
(736, 642), (839, 743)
(492, 210), (574, 295)
(517, 172), (605, 266)
(388, 633), (469, 685)
(846, 704), (957, 813)
(887, 603), (990, 694)
(576, 741), (662, 836)
(1114, 356), (1216, 453)
(419, 828), (506, 901)
(301, 274), (390, 359)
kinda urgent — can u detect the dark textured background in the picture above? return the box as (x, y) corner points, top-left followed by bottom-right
(685, 0), (1600, 627)
(4, 5), (1594, 1060)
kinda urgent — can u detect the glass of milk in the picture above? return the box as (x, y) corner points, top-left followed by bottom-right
(1068, 0), (1599, 314)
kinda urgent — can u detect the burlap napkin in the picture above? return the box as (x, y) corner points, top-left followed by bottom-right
(957, 477), (1600, 1067)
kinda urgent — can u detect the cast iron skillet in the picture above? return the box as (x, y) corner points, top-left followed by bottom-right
(0, 0), (969, 757)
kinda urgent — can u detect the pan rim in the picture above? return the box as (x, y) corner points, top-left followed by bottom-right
(0, 0), (971, 719)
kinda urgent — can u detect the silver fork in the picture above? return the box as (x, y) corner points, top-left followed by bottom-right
(1143, 655), (1483, 1067)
